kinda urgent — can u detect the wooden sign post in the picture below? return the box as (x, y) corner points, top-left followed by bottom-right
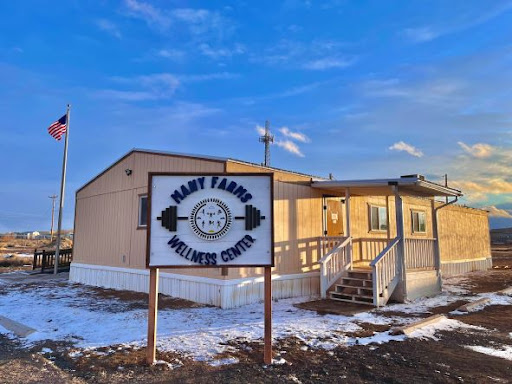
(264, 266), (272, 364)
(146, 173), (274, 366)
(147, 268), (159, 364)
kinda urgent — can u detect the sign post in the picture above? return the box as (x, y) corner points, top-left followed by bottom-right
(147, 268), (159, 364)
(146, 173), (274, 365)
(264, 266), (272, 364)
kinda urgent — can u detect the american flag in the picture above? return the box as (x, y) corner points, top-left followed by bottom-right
(47, 114), (67, 141)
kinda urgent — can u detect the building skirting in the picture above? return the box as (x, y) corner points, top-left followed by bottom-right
(440, 257), (492, 277)
(406, 270), (441, 301)
(69, 263), (320, 309)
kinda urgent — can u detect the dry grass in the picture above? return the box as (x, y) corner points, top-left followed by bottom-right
(0, 255), (33, 268)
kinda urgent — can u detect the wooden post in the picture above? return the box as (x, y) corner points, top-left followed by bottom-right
(147, 268), (159, 365)
(345, 188), (352, 268)
(41, 250), (46, 272)
(393, 186), (407, 300)
(431, 200), (441, 272)
(263, 266), (272, 364)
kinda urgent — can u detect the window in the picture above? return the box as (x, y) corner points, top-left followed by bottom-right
(412, 210), (426, 233)
(370, 205), (387, 231)
(139, 195), (148, 227)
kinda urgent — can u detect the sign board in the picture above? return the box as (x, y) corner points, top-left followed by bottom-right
(147, 173), (274, 268)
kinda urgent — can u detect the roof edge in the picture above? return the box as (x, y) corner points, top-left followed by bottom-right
(76, 148), (228, 195)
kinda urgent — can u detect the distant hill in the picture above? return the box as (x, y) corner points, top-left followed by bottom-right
(491, 227), (512, 234)
(491, 227), (512, 244)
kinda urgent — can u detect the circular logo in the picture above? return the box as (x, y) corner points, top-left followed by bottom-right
(189, 198), (232, 241)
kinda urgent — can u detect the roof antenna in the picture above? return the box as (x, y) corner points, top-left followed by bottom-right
(259, 120), (274, 167)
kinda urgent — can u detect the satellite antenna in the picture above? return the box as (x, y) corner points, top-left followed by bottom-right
(259, 120), (274, 167)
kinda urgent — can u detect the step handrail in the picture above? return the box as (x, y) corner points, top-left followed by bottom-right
(318, 236), (352, 298)
(371, 237), (400, 306)
(369, 237), (400, 267)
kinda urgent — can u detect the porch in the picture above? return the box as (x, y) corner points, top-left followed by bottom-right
(312, 174), (462, 306)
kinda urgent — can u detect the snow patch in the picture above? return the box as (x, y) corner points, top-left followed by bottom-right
(208, 357), (239, 366)
(408, 318), (483, 340)
(465, 345), (512, 361)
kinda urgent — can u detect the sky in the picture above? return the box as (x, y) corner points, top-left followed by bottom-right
(1, 0), (512, 232)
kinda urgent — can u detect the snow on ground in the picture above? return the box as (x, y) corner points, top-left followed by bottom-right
(0, 272), (504, 363)
(465, 345), (512, 361)
(408, 318), (484, 341)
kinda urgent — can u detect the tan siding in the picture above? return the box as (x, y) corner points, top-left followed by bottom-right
(75, 151), (490, 285)
(437, 204), (490, 262)
(225, 179), (324, 279)
(74, 152), (225, 279)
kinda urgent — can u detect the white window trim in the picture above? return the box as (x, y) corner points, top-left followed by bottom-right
(369, 204), (388, 232)
(138, 195), (148, 228)
(411, 210), (427, 234)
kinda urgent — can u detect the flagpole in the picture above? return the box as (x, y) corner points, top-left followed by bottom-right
(54, 104), (71, 274)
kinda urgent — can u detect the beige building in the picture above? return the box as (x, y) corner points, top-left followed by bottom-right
(71, 149), (491, 308)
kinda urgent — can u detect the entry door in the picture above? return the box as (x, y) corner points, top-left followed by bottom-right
(324, 197), (344, 236)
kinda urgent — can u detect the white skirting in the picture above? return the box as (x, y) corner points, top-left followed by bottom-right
(441, 257), (492, 277)
(69, 263), (320, 309)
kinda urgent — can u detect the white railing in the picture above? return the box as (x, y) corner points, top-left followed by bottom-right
(319, 236), (347, 258)
(370, 237), (400, 307)
(318, 237), (352, 299)
(352, 238), (389, 264)
(404, 238), (436, 270)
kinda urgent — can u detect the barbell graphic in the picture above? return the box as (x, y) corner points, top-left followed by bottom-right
(157, 204), (265, 232)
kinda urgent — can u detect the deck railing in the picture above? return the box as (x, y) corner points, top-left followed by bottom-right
(404, 238), (436, 270)
(318, 237), (352, 299)
(352, 238), (389, 264)
(319, 236), (347, 258)
(33, 248), (73, 272)
(370, 237), (400, 307)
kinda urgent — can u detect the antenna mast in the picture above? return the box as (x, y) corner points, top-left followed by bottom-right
(259, 120), (274, 167)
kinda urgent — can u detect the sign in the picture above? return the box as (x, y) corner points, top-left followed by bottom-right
(147, 173), (274, 268)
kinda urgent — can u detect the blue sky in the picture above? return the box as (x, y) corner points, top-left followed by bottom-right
(1, 0), (512, 232)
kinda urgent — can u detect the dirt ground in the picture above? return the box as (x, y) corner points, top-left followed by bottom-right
(0, 251), (511, 383)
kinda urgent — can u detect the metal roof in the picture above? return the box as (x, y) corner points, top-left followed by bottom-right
(311, 174), (462, 197)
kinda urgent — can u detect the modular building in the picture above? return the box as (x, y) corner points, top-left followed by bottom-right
(71, 149), (491, 308)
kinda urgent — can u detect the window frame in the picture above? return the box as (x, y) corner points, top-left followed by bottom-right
(138, 194), (148, 228)
(369, 204), (388, 232)
(411, 209), (427, 234)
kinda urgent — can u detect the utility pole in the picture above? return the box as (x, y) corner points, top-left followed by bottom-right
(49, 195), (57, 242)
(444, 174), (448, 203)
(259, 120), (274, 167)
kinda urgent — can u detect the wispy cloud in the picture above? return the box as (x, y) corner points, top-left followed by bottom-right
(279, 127), (310, 143)
(123, 0), (233, 38)
(362, 78), (465, 107)
(95, 72), (237, 101)
(199, 43), (245, 59)
(389, 141), (424, 157)
(95, 19), (122, 39)
(302, 57), (354, 70)
(403, 2), (512, 43)
(254, 39), (356, 71)
(403, 26), (439, 43)
(157, 49), (185, 60)
(457, 141), (494, 158)
(124, 0), (171, 30)
(482, 205), (512, 218)
(276, 140), (304, 157)
(255, 124), (310, 157)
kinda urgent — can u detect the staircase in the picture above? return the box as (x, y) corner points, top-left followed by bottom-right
(329, 270), (374, 305)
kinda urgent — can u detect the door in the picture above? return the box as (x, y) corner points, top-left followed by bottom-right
(324, 197), (344, 236)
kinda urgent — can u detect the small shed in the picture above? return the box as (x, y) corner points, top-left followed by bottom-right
(71, 149), (491, 308)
